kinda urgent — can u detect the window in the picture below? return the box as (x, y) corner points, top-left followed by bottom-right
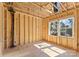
(60, 18), (73, 37)
(53, 2), (60, 13)
(49, 21), (58, 36)
(49, 17), (74, 37)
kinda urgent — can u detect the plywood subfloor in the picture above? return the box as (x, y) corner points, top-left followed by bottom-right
(3, 41), (79, 57)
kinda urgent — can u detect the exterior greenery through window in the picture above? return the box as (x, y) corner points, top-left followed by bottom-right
(49, 17), (74, 37)
(50, 21), (58, 36)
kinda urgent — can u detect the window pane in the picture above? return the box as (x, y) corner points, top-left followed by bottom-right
(50, 21), (58, 36)
(60, 28), (65, 32)
(60, 20), (66, 36)
(60, 31), (66, 36)
(60, 18), (73, 37)
(65, 19), (73, 37)
(60, 19), (68, 28)
(66, 28), (72, 36)
(66, 19), (72, 28)
(53, 2), (60, 13)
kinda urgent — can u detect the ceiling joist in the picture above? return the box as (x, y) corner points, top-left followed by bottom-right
(31, 2), (53, 14)
(59, 3), (67, 11)
(3, 2), (79, 18)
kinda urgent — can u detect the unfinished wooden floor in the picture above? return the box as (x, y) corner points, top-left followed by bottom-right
(2, 41), (79, 57)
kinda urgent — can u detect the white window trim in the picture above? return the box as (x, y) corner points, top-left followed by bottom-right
(48, 20), (58, 36)
(48, 17), (74, 38)
(59, 17), (74, 38)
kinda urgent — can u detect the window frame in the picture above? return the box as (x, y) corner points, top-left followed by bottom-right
(48, 17), (74, 38)
(48, 20), (59, 36)
(59, 17), (74, 38)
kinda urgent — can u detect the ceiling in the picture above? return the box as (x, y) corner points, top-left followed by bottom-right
(12, 2), (53, 18)
(4, 2), (79, 18)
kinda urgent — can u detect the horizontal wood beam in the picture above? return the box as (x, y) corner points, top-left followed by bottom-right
(3, 4), (44, 19)
(13, 7), (44, 19)
(31, 2), (53, 14)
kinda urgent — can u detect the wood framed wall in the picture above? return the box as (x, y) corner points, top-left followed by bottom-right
(3, 8), (43, 49)
(1, 2), (79, 56)
(77, 8), (79, 51)
(43, 9), (78, 50)
(2, 2), (79, 53)
(0, 3), (4, 56)
(14, 12), (20, 46)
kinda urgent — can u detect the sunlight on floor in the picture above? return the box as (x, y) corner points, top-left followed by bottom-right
(50, 47), (66, 54)
(34, 42), (67, 57)
(41, 48), (59, 57)
(34, 42), (51, 48)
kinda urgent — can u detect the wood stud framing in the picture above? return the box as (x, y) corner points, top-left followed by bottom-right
(1, 3), (79, 56)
